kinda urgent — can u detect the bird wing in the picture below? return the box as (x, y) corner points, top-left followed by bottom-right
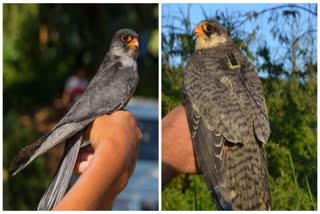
(182, 46), (271, 209)
(234, 51), (270, 143)
(184, 46), (270, 144)
(37, 130), (83, 210)
(58, 58), (139, 126)
(10, 57), (138, 174)
(183, 49), (253, 144)
(10, 119), (92, 175)
(183, 99), (232, 209)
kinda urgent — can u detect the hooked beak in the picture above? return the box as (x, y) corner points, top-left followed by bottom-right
(192, 24), (205, 37)
(128, 38), (139, 50)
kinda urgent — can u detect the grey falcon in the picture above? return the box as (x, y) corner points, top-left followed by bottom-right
(182, 20), (271, 210)
(9, 28), (140, 210)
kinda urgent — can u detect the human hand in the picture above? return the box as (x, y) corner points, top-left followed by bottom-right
(54, 111), (142, 210)
(90, 111), (142, 182)
(76, 111), (142, 175)
(162, 104), (198, 187)
(73, 144), (94, 174)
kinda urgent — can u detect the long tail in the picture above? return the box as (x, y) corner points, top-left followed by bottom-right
(37, 131), (83, 210)
(225, 137), (271, 210)
(9, 133), (51, 175)
(185, 103), (271, 210)
(9, 119), (92, 175)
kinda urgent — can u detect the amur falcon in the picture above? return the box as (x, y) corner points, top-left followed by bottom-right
(182, 20), (271, 210)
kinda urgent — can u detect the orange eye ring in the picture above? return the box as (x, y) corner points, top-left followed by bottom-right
(203, 24), (213, 33)
(121, 34), (132, 42)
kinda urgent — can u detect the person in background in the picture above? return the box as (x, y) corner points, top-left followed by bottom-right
(63, 66), (89, 110)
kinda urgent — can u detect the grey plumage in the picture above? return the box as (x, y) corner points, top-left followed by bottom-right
(9, 28), (139, 210)
(182, 20), (271, 210)
(38, 131), (83, 210)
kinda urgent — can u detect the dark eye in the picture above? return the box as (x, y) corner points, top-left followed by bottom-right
(204, 24), (213, 32)
(121, 34), (132, 42)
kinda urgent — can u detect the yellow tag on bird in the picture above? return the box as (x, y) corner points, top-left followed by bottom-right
(226, 53), (241, 69)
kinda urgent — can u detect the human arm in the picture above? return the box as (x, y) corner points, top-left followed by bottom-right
(53, 111), (142, 210)
(161, 104), (198, 188)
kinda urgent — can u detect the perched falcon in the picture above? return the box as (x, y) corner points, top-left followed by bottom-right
(182, 20), (271, 210)
(9, 29), (140, 210)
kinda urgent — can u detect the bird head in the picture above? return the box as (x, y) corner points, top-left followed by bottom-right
(193, 20), (229, 50)
(110, 28), (139, 60)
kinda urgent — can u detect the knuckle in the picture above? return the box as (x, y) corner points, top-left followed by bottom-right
(123, 110), (132, 116)
(120, 174), (129, 190)
(137, 128), (143, 140)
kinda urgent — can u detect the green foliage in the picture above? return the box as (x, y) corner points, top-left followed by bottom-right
(4, 4), (158, 114)
(162, 174), (216, 210)
(264, 75), (317, 210)
(162, 65), (184, 115)
(162, 4), (316, 210)
(3, 111), (50, 210)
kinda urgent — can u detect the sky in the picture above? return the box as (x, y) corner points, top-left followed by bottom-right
(161, 3), (317, 76)
(163, 3), (282, 27)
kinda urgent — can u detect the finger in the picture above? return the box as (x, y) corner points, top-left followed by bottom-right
(128, 160), (137, 178)
(112, 110), (131, 118)
(74, 154), (94, 173)
(77, 145), (94, 161)
(131, 115), (138, 127)
(74, 159), (89, 174)
(136, 127), (143, 145)
(74, 145), (94, 173)
(129, 137), (141, 178)
(128, 148), (138, 178)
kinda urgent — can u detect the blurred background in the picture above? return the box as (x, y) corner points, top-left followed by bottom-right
(162, 3), (317, 210)
(3, 4), (158, 210)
